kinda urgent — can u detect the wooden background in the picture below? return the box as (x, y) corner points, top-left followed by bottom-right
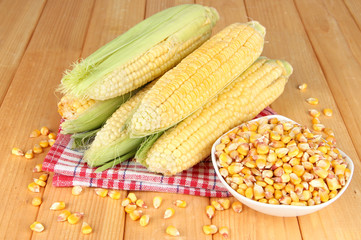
(0, 0), (360, 239)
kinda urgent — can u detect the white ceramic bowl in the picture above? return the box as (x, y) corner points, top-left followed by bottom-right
(211, 115), (354, 217)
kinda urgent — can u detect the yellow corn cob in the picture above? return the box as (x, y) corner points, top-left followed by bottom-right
(84, 82), (155, 167)
(129, 22), (265, 137)
(59, 5), (219, 100)
(58, 95), (97, 120)
(143, 57), (291, 175)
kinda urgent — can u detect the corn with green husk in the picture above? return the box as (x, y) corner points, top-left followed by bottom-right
(139, 57), (292, 175)
(129, 21), (266, 137)
(83, 82), (156, 167)
(58, 4), (219, 100)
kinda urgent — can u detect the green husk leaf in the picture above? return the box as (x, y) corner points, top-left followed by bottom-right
(94, 151), (136, 173)
(71, 129), (99, 149)
(134, 132), (164, 167)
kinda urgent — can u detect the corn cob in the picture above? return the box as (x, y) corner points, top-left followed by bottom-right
(129, 21), (266, 137)
(140, 57), (292, 175)
(58, 95), (97, 120)
(59, 4), (219, 100)
(60, 91), (134, 134)
(84, 82), (156, 167)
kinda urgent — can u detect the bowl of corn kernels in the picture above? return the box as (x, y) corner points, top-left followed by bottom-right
(211, 115), (354, 217)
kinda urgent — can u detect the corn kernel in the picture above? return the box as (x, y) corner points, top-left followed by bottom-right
(39, 173), (48, 181)
(40, 126), (50, 136)
(48, 133), (57, 140)
(12, 147), (24, 156)
(81, 222), (92, 235)
(326, 177), (341, 190)
(50, 201), (65, 210)
(310, 178), (326, 188)
(329, 190), (338, 199)
(206, 205), (215, 219)
(153, 196), (162, 209)
(122, 198), (131, 207)
(25, 150), (34, 159)
(268, 198), (279, 205)
(129, 210), (142, 221)
(28, 182), (40, 193)
(323, 108), (333, 117)
(218, 199), (230, 210)
(39, 140), (49, 148)
(298, 83), (307, 90)
(245, 187), (254, 199)
(48, 139), (56, 147)
(253, 184), (265, 200)
(33, 164), (43, 173)
(203, 225), (218, 235)
(345, 168), (351, 181)
(124, 204), (137, 213)
(313, 167), (329, 179)
(72, 186), (83, 196)
(313, 124), (325, 132)
(211, 200), (224, 211)
(308, 109), (320, 118)
(33, 178), (46, 187)
(94, 188), (108, 197)
(33, 144), (43, 154)
(166, 225), (180, 236)
(136, 199), (147, 208)
(57, 210), (71, 222)
(279, 196), (292, 205)
(291, 202), (307, 206)
(30, 222), (44, 232)
(139, 215), (150, 227)
(219, 226), (229, 239)
(319, 188), (329, 203)
(32, 197), (42, 206)
(334, 164), (346, 175)
(164, 208), (175, 219)
(30, 129), (41, 138)
(274, 190), (283, 199)
(229, 201), (242, 213)
(68, 212), (84, 224)
(108, 190), (121, 200)
(306, 98), (319, 105)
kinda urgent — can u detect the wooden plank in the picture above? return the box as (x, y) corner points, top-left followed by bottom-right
(0, 0), (46, 105)
(0, 0), (95, 239)
(245, 0), (361, 239)
(343, 0), (361, 29)
(294, 0), (361, 161)
(197, 1), (302, 240)
(33, 0), (146, 239)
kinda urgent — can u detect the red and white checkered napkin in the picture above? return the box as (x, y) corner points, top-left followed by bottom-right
(43, 107), (275, 197)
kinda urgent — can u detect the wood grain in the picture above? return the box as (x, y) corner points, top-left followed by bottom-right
(343, 0), (361, 29)
(245, 0), (361, 239)
(0, 0), (46, 106)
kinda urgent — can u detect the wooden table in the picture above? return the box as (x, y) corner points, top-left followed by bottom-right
(1, 0), (360, 239)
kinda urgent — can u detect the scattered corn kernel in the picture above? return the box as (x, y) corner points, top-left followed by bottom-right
(24, 150), (34, 159)
(231, 201), (243, 213)
(309, 109), (321, 118)
(127, 193), (137, 203)
(81, 222), (92, 235)
(306, 97), (319, 105)
(40, 126), (50, 136)
(206, 205), (215, 219)
(153, 196), (162, 209)
(129, 210), (142, 221)
(217, 199), (230, 209)
(28, 182), (40, 193)
(72, 186), (83, 196)
(298, 83), (307, 90)
(122, 198), (131, 207)
(39, 173), (48, 182)
(211, 200), (224, 210)
(124, 204), (137, 213)
(33, 164), (43, 173)
(50, 201), (66, 210)
(94, 188), (108, 197)
(323, 108), (333, 117)
(312, 118), (321, 124)
(33, 178), (46, 187)
(48, 132), (57, 140)
(48, 139), (56, 147)
(164, 208), (175, 219)
(219, 226), (229, 239)
(33, 144), (43, 154)
(68, 212), (84, 224)
(30, 129), (41, 138)
(31, 197), (42, 206)
(313, 124), (325, 132)
(166, 225), (180, 236)
(108, 190), (121, 200)
(30, 222), (44, 232)
(57, 210), (71, 222)
(139, 215), (150, 227)
(173, 200), (186, 208)
(12, 147), (24, 156)
(203, 225), (218, 235)
(136, 199), (147, 208)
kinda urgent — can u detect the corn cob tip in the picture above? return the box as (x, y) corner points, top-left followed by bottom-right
(276, 60), (293, 77)
(206, 7), (220, 23)
(247, 21), (266, 37)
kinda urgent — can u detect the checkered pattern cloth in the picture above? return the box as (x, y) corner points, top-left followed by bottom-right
(43, 107), (275, 197)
